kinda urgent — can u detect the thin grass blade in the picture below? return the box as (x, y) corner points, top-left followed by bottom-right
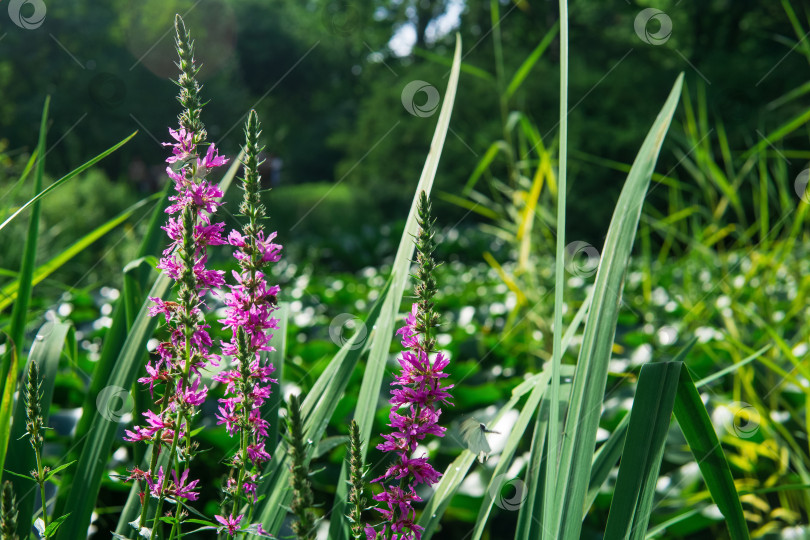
(0, 131), (136, 235)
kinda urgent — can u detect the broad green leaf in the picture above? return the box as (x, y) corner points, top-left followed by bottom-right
(673, 364), (749, 540)
(604, 361), (680, 539)
(550, 73), (684, 540)
(584, 340), (770, 515)
(328, 34), (463, 540)
(43, 513), (71, 536)
(43, 461), (77, 482)
(5, 321), (71, 535)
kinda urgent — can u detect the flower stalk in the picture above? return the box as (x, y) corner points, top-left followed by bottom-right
(125, 15), (227, 539)
(214, 109), (281, 538)
(2, 478), (19, 540)
(347, 420), (367, 539)
(25, 361), (50, 535)
(366, 191), (453, 540)
(288, 394), (316, 540)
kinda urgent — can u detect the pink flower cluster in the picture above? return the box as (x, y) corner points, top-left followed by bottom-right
(212, 151), (282, 533)
(124, 126), (229, 506)
(214, 271), (281, 467)
(367, 304), (453, 540)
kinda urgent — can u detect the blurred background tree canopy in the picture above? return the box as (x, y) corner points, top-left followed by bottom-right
(0, 0), (806, 261)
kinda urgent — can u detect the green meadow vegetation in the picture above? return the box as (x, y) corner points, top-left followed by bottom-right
(1, 1), (810, 539)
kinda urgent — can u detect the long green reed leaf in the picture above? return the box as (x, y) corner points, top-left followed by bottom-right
(542, 0), (569, 533)
(604, 361), (680, 539)
(504, 22), (559, 101)
(551, 73), (683, 540)
(3, 97), (48, 397)
(0, 336), (18, 477)
(673, 364), (749, 539)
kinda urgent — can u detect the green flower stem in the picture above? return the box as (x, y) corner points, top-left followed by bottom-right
(139, 379), (173, 529)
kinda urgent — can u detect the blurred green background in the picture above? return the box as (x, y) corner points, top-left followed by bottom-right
(3, 0), (810, 538)
(1, 0), (806, 274)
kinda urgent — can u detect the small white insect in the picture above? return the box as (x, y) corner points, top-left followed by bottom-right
(460, 418), (500, 463)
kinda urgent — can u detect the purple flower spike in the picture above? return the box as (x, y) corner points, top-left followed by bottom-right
(367, 192), (452, 540)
